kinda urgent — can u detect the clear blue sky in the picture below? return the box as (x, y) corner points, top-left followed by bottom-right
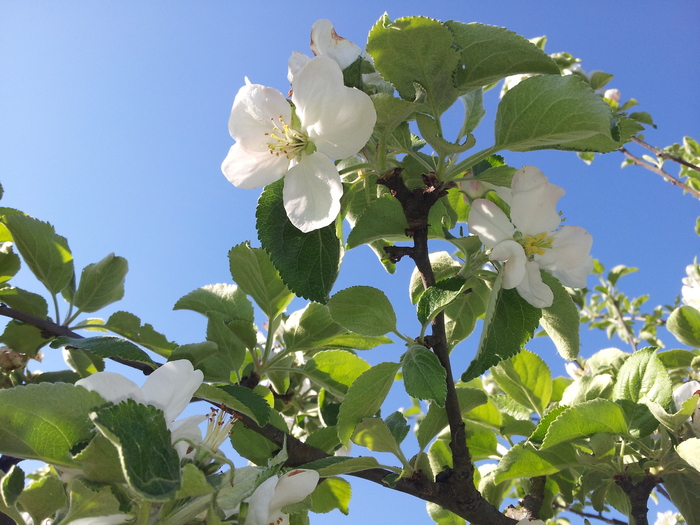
(1, 1), (698, 523)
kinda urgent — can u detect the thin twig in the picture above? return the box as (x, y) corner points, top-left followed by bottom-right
(619, 147), (700, 199)
(631, 136), (700, 174)
(553, 503), (627, 525)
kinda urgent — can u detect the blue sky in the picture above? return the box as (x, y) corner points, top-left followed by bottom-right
(1, 1), (699, 523)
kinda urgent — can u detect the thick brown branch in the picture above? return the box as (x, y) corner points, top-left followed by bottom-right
(0, 303), (158, 375)
(614, 472), (662, 525)
(515, 476), (546, 520)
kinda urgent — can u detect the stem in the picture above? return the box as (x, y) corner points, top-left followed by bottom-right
(631, 136), (700, 174)
(552, 503), (627, 525)
(444, 145), (499, 181)
(606, 292), (638, 352)
(619, 147), (700, 199)
(51, 294), (61, 325)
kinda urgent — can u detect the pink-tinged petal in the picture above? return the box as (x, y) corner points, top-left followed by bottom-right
(283, 153), (343, 232)
(310, 20), (362, 70)
(75, 372), (143, 405)
(222, 143), (289, 189)
(292, 56), (376, 159)
(288, 51), (311, 83)
(468, 199), (516, 247)
(537, 226), (593, 271)
(516, 261), (554, 308)
(141, 360), (203, 422)
(510, 166), (564, 235)
(270, 470), (320, 513)
(228, 83), (291, 149)
(171, 414), (206, 459)
(247, 476), (279, 525)
(490, 240), (527, 289)
(547, 256), (593, 289)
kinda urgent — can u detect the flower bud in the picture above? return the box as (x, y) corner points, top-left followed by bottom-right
(604, 88), (621, 102)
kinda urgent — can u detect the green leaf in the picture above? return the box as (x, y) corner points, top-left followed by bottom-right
(310, 477), (351, 515)
(366, 15), (460, 114)
(72, 434), (125, 484)
(1, 214), (74, 295)
(0, 285), (49, 317)
(677, 438), (700, 473)
(0, 320), (47, 355)
(607, 264), (638, 286)
(385, 411), (410, 445)
(409, 251), (461, 304)
(228, 242), (294, 319)
(283, 303), (347, 353)
(175, 463), (215, 500)
(444, 276), (490, 348)
(312, 333), (393, 351)
(668, 306), (700, 347)
(588, 71), (614, 91)
(92, 399), (181, 500)
(327, 286), (397, 336)
(174, 283), (254, 323)
(493, 442), (578, 483)
(560, 374), (614, 406)
(416, 388), (488, 449)
(216, 467), (264, 513)
(299, 456), (381, 477)
(541, 399), (628, 449)
(427, 501), (466, 525)
(459, 89), (486, 137)
(462, 274), (541, 382)
(17, 475), (67, 524)
(665, 472), (700, 525)
(104, 311), (177, 358)
(196, 383), (271, 427)
(305, 426), (341, 454)
(337, 361), (400, 445)
(256, 179), (341, 303)
(445, 22), (559, 92)
(615, 399), (658, 438)
(1, 465), (24, 506)
(0, 382), (106, 467)
(491, 350), (552, 416)
(303, 350), (370, 397)
(352, 417), (401, 455)
(611, 347), (672, 406)
(73, 253), (128, 313)
(646, 395), (698, 433)
(372, 93), (419, 137)
(417, 277), (466, 327)
(229, 424), (279, 466)
(495, 75), (614, 152)
(61, 478), (124, 524)
(540, 272), (580, 360)
(401, 345), (447, 406)
(0, 243), (20, 283)
(202, 313), (246, 381)
(50, 336), (156, 368)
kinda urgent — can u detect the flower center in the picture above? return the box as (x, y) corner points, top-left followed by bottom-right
(521, 232), (554, 257)
(202, 405), (238, 452)
(264, 116), (311, 160)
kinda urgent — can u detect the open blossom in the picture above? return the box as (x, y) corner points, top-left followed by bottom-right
(681, 260), (700, 310)
(468, 166), (593, 308)
(673, 380), (700, 435)
(75, 360), (205, 458)
(246, 469), (320, 525)
(222, 55), (376, 233)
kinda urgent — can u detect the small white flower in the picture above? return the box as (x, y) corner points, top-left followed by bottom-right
(682, 260), (700, 310)
(246, 469), (320, 525)
(468, 166), (593, 308)
(673, 380), (700, 435)
(223, 56), (376, 232)
(75, 360), (206, 458)
(654, 510), (681, 525)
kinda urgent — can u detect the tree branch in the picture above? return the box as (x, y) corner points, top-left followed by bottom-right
(0, 303), (159, 375)
(619, 147), (700, 199)
(553, 503), (627, 525)
(614, 472), (662, 525)
(631, 136), (700, 174)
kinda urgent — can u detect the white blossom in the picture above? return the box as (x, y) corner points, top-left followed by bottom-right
(246, 469), (319, 525)
(681, 260), (700, 310)
(468, 166), (593, 308)
(673, 380), (700, 435)
(75, 360), (205, 458)
(654, 510), (681, 525)
(222, 55), (376, 232)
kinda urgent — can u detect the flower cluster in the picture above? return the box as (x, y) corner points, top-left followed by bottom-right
(681, 260), (700, 310)
(222, 21), (376, 233)
(468, 166), (593, 308)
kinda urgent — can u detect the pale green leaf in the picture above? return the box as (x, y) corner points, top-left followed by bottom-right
(303, 350), (370, 397)
(612, 347), (672, 406)
(310, 477), (351, 515)
(491, 350), (552, 416)
(401, 345), (447, 406)
(493, 442), (578, 483)
(668, 306), (700, 347)
(299, 456), (381, 477)
(73, 253), (128, 313)
(174, 283), (254, 323)
(541, 399), (628, 449)
(327, 286), (396, 336)
(352, 417), (401, 455)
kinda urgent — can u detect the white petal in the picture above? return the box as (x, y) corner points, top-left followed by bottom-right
(269, 470), (320, 512)
(537, 226), (593, 271)
(516, 261), (554, 308)
(490, 240), (527, 289)
(75, 372), (143, 405)
(673, 381), (700, 411)
(70, 515), (134, 525)
(141, 360), (203, 422)
(171, 414), (206, 459)
(467, 199), (516, 247)
(310, 20), (362, 70)
(292, 56), (376, 159)
(547, 255), (593, 289)
(288, 51), (311, 83)
(222, 143), (289, 189)
(247, 476), (279, 525)
(283, 153), (343, 232)
(228, 84), (291, 149)
(510, 166), (564, 235)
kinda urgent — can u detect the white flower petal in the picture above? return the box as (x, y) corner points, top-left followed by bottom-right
(292, 56), (376, 159)
(75, 372), (144, 405)
(310, 20), (362, 70)
(141, 360), (204, 422)
(228, 84), (291, 149)
(283, 153), (343, 232)
(674, 381), (700, 411)
(171, 414), (206, 459)
(247, 476), (279, 525)
(287, 51), (311, 83)
(468, 199), (516, 247)
(510, 166), (565, 235)
(547, 255), (593, 289)
(270, 469), (320, 511)
(222, 143), (289, 189)
(70, 514), (134, 525)
(516, 261), (554, 308)
(537, 226), (593, 272)
(490, 240), (527, 289)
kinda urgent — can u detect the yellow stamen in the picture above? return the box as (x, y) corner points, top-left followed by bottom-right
(521, 232), (554, 257)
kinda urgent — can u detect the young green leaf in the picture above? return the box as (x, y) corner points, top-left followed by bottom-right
(665, 472), (700, 525)
(104, 311), (177, 358)
(0, 243), (20, 283)
(327, 286), (397, 336)
(401, 345), (447, 407)
(416, 277), (466, 327)
(73, 253), (128, 313)
(16, 475), (67, 525)
(611, 347), (672, 406)
(303, 350), (371, 397)
(283, 303), (347, 353)
(1, 465), (24, 507)
(299, 456), (382, 477)
(174, 283), (254, 323)
(60, 478), (124, 524)
(196, 383), (271, 427)
(50, 336), (157, 369)
(491, 350), (552, 416)
(0, 285), (49, 317)
(310, 477), (351, 515)
(352, 417), (402, 455)
(667, 306), (700, 347)
(492, 442), (578, 484)
(444, 276), (490, 348)
(409, 251), (461, 304)
(256, 179), (341, 303)
(541, 399), (628, 449)
(416, 388), (488, 449)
